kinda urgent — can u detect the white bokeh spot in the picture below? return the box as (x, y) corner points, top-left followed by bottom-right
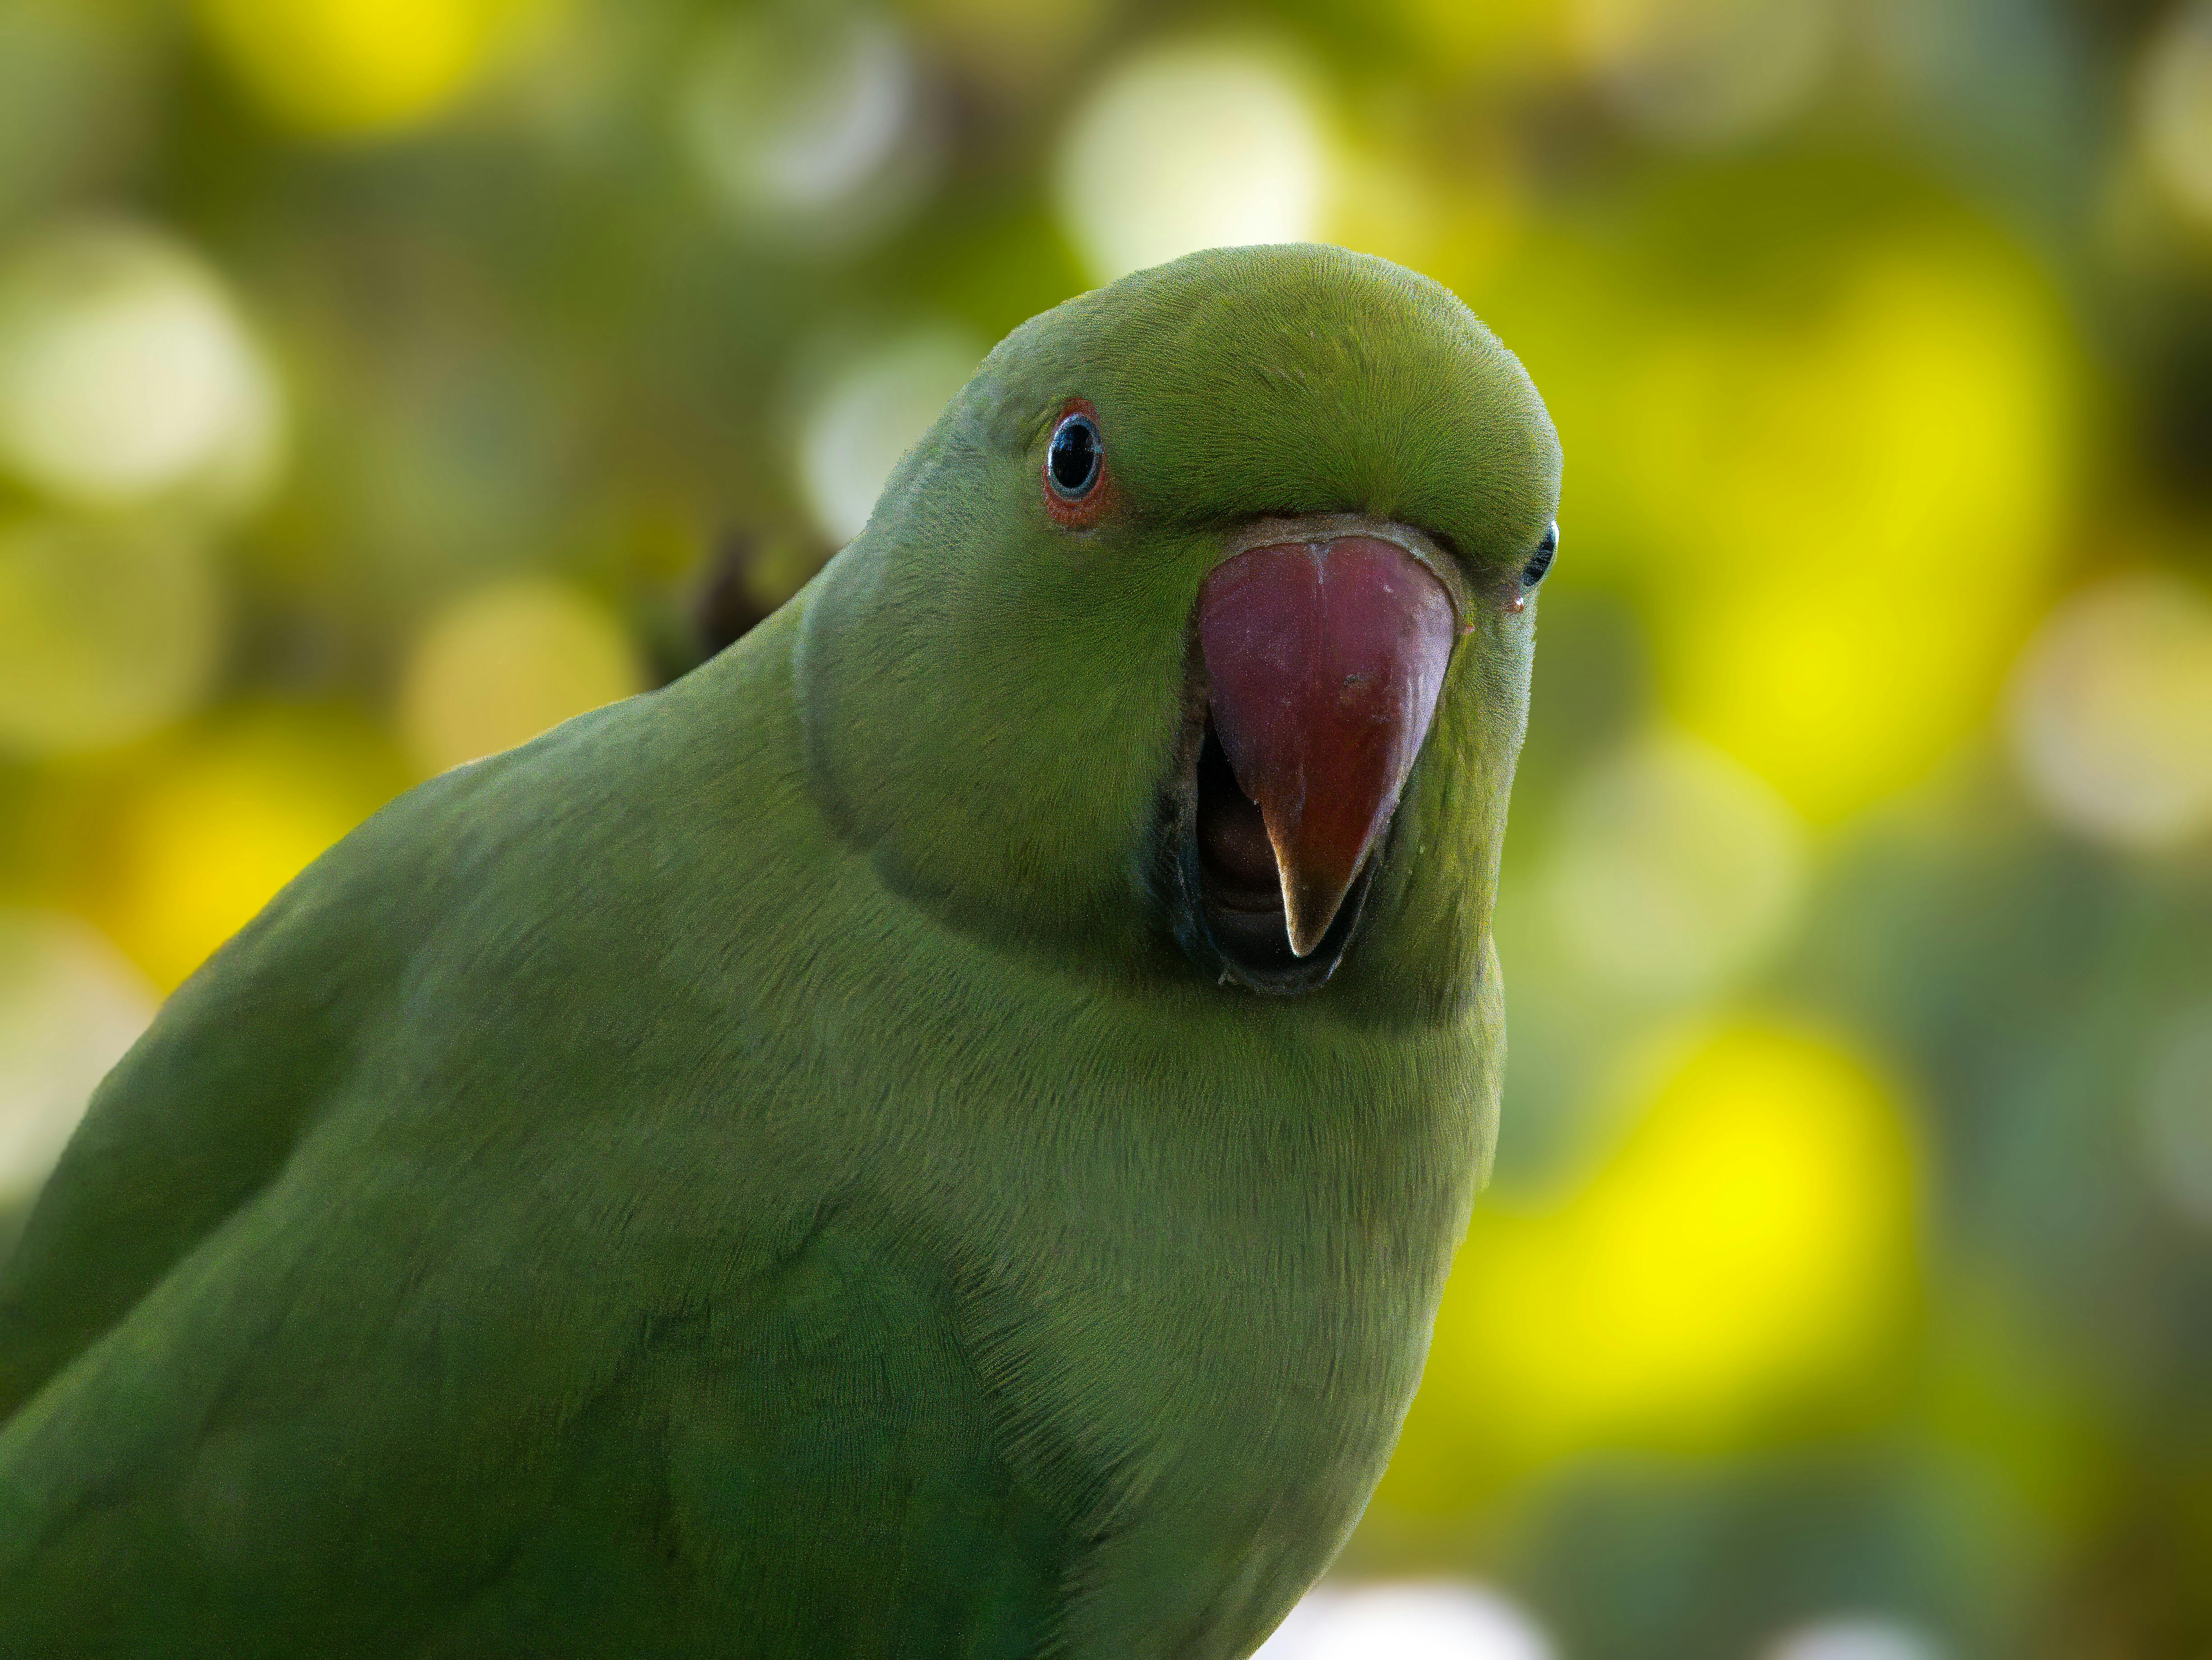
(2007, 572), (2212, 851)
(0, 221), (281, 510)
(1763, 1616), (1949, 1660)
(1055, 41), (1328, 285)
(0, 910), (157, 1208)
(1255, 1582), (1554, 1660)
(796, 327), (983, 546)
(681, 5), (935, 251)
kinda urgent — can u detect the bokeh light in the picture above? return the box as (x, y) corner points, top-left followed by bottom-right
(1421, 1022), (1917, 1467)
(1257, 1582), (1554, 1660)
(2138, 1), (2212, 230)
(1574, 0), (1836, 148)
(88, 711), (404, 991)
(679, 4), (937, 252)
(0, 221), (280, 512)
(1762, 1617), (1948, 1660)
(796, 327), (984, 546)
(1544, 726), (1808, 1001)
(0, 516), (223, 757)
(1054, 40), (1328, 286)
(0, 910), (155, 1208)
(2138, 1006), (2212, 1231)
(1600, 235), (2073, 821)
(399, 577), (646, 779)
(194, 0), (531, 140)
(2006, 572), (2212, 851)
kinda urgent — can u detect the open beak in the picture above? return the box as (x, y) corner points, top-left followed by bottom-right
(1197, 534), (1458, 958)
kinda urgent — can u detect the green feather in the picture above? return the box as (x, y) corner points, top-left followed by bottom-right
(0, 244), (1558, 1658)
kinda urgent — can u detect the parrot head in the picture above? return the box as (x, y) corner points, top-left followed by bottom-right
(796, 244), (1559, 1015)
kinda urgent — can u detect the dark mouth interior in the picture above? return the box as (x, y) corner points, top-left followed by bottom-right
(1182, 710), (1380, 993)
(1195, 719), (1288, 962)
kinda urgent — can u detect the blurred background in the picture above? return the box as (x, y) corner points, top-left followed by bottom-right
(0, 0), (2209, 1654)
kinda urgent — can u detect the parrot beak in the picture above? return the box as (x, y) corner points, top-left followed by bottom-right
(1196, 533), (1458, 959)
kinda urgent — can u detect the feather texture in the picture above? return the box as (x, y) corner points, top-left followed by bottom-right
(0, 244), (1557, 1658)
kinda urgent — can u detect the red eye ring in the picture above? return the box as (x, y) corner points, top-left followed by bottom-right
(1042, 398), (1112, 527)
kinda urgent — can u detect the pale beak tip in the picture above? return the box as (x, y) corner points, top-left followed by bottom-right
(1276, 847), (1353, 959)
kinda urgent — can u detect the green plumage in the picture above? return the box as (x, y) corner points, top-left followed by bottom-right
(0, 244), (1558, 1657)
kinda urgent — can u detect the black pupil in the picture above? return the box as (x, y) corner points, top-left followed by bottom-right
(1521, 525), (1558, 586)
(1050, 418), (1100, 496)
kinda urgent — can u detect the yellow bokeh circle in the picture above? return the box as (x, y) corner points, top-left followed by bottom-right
(88, 711), (406, 992)
(194, 0), (532, 140)
(1403, 1020), (1920, 1488)
(1613, 240), (2073, 821)
(399, 576), (645, 779)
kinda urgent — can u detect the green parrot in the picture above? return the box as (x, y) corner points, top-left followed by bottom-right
(0, 243), (1559, 1657)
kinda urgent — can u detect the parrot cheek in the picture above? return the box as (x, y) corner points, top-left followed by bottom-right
(1169, 524), (1461, 994)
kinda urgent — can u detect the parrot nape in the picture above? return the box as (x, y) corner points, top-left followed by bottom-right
(0, 244), (1560, 1658)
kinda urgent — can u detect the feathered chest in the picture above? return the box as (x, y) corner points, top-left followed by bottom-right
(917, 1042), (1488, 1659)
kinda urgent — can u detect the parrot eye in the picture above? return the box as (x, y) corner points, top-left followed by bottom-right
(1047, 412), (1104, 501)
(1520, 522), (1558, 588)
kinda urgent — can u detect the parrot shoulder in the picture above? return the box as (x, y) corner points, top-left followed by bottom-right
(0, 770), (467, 1420)
(0, 676), (677, 1424)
